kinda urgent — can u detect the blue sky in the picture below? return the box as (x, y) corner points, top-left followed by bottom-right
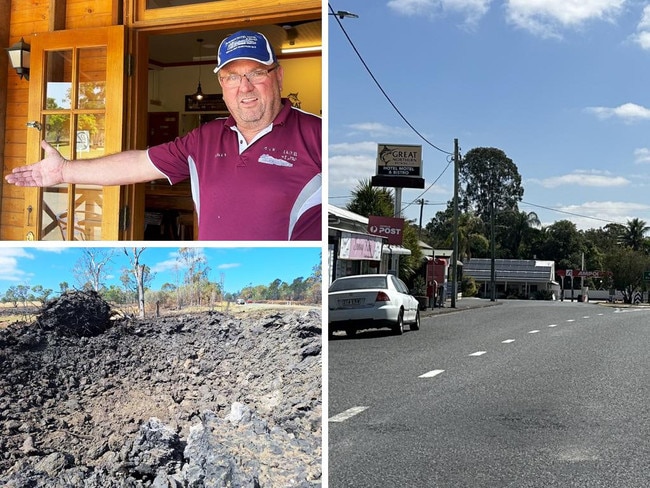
(327, 0), (650, 231)
(0, 246), (321, 295)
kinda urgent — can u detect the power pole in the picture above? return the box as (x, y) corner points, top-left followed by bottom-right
(451, 138), (459, 308)
(418, 198), (425, 240)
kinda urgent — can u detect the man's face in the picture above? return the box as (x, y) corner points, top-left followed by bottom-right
(218, 60), (284, 132)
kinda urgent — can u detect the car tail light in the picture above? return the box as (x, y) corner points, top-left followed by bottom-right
(375, 291), (390, 302)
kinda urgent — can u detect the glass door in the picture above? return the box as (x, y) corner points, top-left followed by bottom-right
(25, 26), (126, 241)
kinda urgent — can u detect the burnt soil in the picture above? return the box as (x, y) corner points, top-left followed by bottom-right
(0, 292), (322, 487)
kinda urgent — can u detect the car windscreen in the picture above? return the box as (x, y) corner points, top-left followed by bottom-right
(329, 276), (388, 292)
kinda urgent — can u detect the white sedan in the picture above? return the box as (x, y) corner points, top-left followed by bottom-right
(328, 274), (420, 337)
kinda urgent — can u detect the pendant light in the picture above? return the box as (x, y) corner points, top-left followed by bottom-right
(193, 38), (204, 101)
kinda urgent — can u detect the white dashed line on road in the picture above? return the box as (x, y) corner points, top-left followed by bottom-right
(548, 324), (558, 328)
(502, 339), (515, 344)
(529, 330), (540, 334)
(469, 351), (487, 356)
(419, 369), (445, 378)
(329, 406), (369, 423)
(567, 319), (575, 322)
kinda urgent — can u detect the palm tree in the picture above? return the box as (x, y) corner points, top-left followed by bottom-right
(620, 218), (650, 252)
(457, 212), (484, 261)
(346, 178), (394, 217)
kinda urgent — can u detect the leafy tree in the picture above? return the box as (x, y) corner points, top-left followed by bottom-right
(496, 210), (540, 258)
(398, 221), (423, 281)
(13, 285), (31, 307)
(176, 248), (210, 307)
(424, 202), (454, 249)
(30, 285), (53, 304)
(103, 285), (129, 304)
(620, 218), (649, 252)
(3, 286), (19, 307)
(535, 220), (585, 269)
(459, 147), (524, 225)
(604, 247), (650, 303)
(346, 178), (394, 217)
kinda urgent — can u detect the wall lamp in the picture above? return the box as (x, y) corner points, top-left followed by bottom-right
(6, 37), (30, 80)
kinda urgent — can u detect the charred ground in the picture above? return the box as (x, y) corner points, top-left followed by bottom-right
(0, 291), (322, 487)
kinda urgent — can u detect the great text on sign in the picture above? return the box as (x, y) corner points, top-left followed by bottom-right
(376, 143), (422, 177)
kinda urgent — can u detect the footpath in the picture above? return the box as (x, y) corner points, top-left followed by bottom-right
(420, 297), (650, 318)
(419, 296), (501, 318)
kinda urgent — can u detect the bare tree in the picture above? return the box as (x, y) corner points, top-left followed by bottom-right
(124, 247), (148, 318)
(73, 249), (116, 292)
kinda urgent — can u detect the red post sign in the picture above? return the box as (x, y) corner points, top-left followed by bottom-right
(367, 216), (405, 245)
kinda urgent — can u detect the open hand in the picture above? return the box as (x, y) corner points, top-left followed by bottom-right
(5, 140), (67, 187)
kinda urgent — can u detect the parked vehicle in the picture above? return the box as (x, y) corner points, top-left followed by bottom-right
(328, 274), (420, 337)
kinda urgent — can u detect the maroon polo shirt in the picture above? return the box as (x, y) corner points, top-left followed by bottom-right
(147, 100), (321, 241)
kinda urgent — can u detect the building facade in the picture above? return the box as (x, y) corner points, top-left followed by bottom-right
(1, 0), (321, 241)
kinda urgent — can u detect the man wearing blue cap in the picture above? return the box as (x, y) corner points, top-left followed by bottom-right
(6, 30), (322, 241)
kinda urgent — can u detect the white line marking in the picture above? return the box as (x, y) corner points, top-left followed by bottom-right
(469, 351), (487, 356)
(583, 316), (590, 319)
(329, 406), (369, 423)
(567, 319), (575, 322)
(529, 330), (540, 334)
(419, 369), (445, 378)
(548, 324), (558, 328)
(502, 339), (515, 344)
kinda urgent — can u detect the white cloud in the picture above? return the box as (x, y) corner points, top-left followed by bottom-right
(329, 141), (379, 156)
(0, 249), (34, 283)
(554, 201), (650, 229)
(328, 153), (377, 200)
(345, 122), (411, 139)
(150, 248), (207, 275)
(534, 170), (629, 188)
(586, 102), (650, 122)
(505, 0), (626, 38)
(387, 0), (492, 25)
(217, 263), (240, 270)
(632, 5), (650, 50)
(634, 148), (650, 164)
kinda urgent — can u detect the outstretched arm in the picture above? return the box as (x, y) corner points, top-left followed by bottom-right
(5, 140), (166, 187)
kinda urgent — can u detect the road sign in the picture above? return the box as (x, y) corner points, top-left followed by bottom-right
(643, 271), (650, 281)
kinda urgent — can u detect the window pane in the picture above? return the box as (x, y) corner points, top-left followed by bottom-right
(41, 186), (69, 241)
(45, 50), (73, 110)
(44, 114), (71, 159)
(77, 47), (107, 110)
(74, 186), (103, 241)
(76, 114), (106, 160)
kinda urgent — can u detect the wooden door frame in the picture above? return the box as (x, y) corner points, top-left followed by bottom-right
(25, 25), (126, 241)
(124, 8), (321, 240)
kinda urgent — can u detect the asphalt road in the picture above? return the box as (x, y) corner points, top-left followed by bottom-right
(327, 300), (650, 488)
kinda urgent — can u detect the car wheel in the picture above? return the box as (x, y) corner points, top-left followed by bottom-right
(392, 310), (404, 335)
(411, 310), (420, 331)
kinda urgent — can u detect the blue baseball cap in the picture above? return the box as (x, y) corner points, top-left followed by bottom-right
(214, 30), (277, 73)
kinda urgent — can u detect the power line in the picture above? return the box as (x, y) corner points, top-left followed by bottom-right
(521, 201), (625, 226)
(328, 3), (452, 156)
